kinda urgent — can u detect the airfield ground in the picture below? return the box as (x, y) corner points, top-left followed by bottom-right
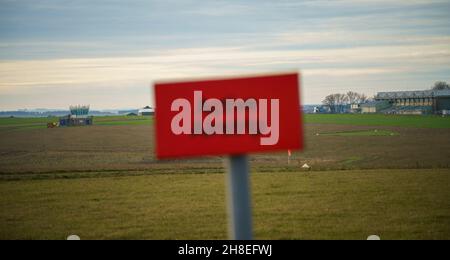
(0, 114), (449, 239)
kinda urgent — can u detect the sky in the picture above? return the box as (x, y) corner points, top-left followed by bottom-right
(0, 0), (449, 110)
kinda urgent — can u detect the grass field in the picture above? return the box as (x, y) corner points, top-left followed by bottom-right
(0, 115), (152, 130)
(1, 114), (450, 129)
(304, 114), (450, 128)
(0, 114), (449, 239)
(0, 169), (448, 240)
(319, 129), (399, 136)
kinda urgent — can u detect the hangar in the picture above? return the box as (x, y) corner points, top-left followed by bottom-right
(374, 89), (450, 114)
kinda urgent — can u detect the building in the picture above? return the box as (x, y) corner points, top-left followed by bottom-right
(375, 89), (450, 114)
(138, 106), (155, 116)
(118, 109), (139, 115)
(350, 103), (362, 113)
(309, 105), (331, 114)
(59, 115), (93, 126)
(59, 105), (93, 126)
(361, 101), (391, 114)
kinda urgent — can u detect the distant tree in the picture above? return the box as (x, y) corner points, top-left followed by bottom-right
(335, 93), (348, 113)
(323, 93), (349, 113)
(346, 91), (359, 104)
(357, 93), (368, 104)
(322, 94), (337, 113)
(323, 91), (370, 113)
(431, 81), (450, 90)
(345, 91), (369, 105)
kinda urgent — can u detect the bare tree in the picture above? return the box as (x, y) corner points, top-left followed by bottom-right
(346, 91), (359, 104)
(335, 93), (347, 113)
(357, 93), (368, 104)
(322, 94), (337, 113)
(323, 93), (348, 113)
(431, 81), (450, 90)
(323, 91), (370, 113)
(346, 91), (368, 104)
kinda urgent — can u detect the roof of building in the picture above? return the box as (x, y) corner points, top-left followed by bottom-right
(138, 106), (154, 113)
(360, 101), (386, 107)
(69, 105), (90, 116)
(435, 89), (450, 97)
(376, 90), (450, 99)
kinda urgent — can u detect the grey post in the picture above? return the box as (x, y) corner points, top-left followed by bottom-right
(226, 155), (253, 240)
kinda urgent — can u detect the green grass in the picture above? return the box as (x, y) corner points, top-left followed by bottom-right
(0, 114), (449, 240)
(0, 117), (58, 130)
(0, 117), (58, 126)
(319, 129), (399, 136)
(0, 115), (152, 130)
(304, 114), (450, 128)
(1, 114), (449, 131)
(94, 116), (153, 126)
(0, 169), (448, 240)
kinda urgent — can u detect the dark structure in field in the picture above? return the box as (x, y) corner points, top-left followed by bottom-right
(59, 105), (93, 126)
(369, 90), (450, 115)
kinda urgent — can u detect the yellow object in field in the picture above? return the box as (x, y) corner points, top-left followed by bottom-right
(47, 122), (58, 128)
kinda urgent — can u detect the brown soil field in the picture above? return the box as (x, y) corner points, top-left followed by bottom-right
(0, 123), (449, 177)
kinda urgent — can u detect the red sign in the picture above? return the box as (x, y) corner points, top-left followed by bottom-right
(154, 72), (303, 159)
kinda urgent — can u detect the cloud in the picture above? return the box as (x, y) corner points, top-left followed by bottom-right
(1, 40), (448, 89)
(1, 0), (449, 108)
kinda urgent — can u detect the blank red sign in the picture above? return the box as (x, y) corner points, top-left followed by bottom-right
(154, 72), (303, 159)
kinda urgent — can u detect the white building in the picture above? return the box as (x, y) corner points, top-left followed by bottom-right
(138, 106), (155, 116)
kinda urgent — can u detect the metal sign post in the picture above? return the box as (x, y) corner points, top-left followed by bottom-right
(226, 155), (253, 240)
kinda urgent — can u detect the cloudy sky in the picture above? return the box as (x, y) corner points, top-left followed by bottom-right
(0, 0), (449, 110)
